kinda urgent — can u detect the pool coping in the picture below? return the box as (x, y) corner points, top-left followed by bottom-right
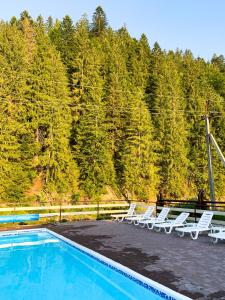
(0, 228), (192, 300)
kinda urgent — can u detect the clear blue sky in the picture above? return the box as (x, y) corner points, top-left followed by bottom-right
(1, 0), (225, 60)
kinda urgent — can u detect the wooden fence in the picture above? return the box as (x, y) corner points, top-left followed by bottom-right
(0, 202), (130, 221)
(156, 199), (225, 226)
(1, 199), (225, 226)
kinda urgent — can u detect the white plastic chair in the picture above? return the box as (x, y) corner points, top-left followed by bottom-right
(125, 206), (155, 225)
(153, 212), (190, 234)
(111, 203), (136, 222)
(138, 207), (170, 229)
(208, 229), (225, 244)
(176, 211), (213, 240)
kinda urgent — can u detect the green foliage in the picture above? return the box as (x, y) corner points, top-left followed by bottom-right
(71, 21), (115, 199)
(113, 30), (158, 199)
(147, 51), (189, 198)
(0, 17), (79, 203)
(180, 52), (225, 198)
(0, 23), (33, 204)
(26, 24), (79, 197)
(91, 6), (108, 36)
(1, 8), (225, 204)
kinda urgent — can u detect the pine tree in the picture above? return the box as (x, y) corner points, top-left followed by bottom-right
(98, 29), (158, 199)
(147, 51), (189, 198)
(113, 30), (158, 199)
(71, 19), (116, 199)
(58, 15), (76, 75)
(19, 10), (33, 25)
(211, 54), (225, 73)
(0, 23), (33, 204)
(1, 10), (225, 203)
(179, 52), (224, 197)
(46, 16), (54, 32)
(209, 56), (225, 99)
(91, 6), (108, 36)
(204, 63), (225, 198)
(101, 29), (129, 156)
(25, 23), (79, 199)
(118, 97), (158, 199)
(10, 16), (18, 26)
(180, 53), (208, 194)
(48, 19), (61, 52)
(36, 15), (45, 29)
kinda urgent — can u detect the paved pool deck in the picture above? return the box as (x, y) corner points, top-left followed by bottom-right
(46, 220), (225, 300)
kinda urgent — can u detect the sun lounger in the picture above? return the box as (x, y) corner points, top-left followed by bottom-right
(138, 207), (170, 229)
(153, 212), (190, 234)
(111, 203), (136, 222)
(125, 206), (155, 225)
(208, 229), (225, 243)
(176, 211), (213, 240)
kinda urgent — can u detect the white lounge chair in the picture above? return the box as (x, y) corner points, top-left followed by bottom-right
(111, 203), (136, 222)
(138, 207), (170, 229)
(176, 211), (213, 240)
(208, 228), (225, 243)
(125, 206), (155, 225)
(153, 212), (190, 234)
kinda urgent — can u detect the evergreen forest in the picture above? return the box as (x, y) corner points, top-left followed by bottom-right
(1, 7), (225, 205)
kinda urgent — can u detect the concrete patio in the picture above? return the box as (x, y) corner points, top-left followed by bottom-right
(46, 220), (225, 300)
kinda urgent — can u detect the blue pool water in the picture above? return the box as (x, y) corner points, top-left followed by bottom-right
(0, 230), (172, 300)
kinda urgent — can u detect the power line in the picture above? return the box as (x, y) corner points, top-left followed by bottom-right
(0, 81), (224, 117)
(2, 73), (225, 104)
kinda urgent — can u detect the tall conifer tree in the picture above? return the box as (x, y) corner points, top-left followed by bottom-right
(91, 6), (108, 36)
(148, 51), (189, 197)
(0, 23), (33, 203)
(25, 22), (79, 199)
(72, 19), (116, 199)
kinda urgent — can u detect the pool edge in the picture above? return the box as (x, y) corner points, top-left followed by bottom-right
(0, 228), (192, 300)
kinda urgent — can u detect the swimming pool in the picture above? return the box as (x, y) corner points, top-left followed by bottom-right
(0, 229), (190, 300)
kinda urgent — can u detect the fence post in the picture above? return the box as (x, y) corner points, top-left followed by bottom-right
(59, 202), (62, 222)
(194, 202), (197, 223)
(13, 205), (16, 224)
(156, 192), (163, 216)
(97, 200), (99, 220)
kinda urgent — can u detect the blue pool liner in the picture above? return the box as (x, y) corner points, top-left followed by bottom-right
(0, 228), (191, 300)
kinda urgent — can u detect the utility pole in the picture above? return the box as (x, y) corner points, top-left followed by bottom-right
(204, 115), (215, 207)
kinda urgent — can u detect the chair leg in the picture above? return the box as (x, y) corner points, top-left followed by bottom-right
(165, 226), (172, 234)
(154, 226), (161, 232)
(139, 223), (146, 228)
(147, 223), (154, 230)
(190, 231), (199, 240)
(212, 237), (218, 244)
(177, 231), (185, 238)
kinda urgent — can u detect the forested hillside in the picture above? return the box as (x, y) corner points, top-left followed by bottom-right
(1, 7), (225, 205)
